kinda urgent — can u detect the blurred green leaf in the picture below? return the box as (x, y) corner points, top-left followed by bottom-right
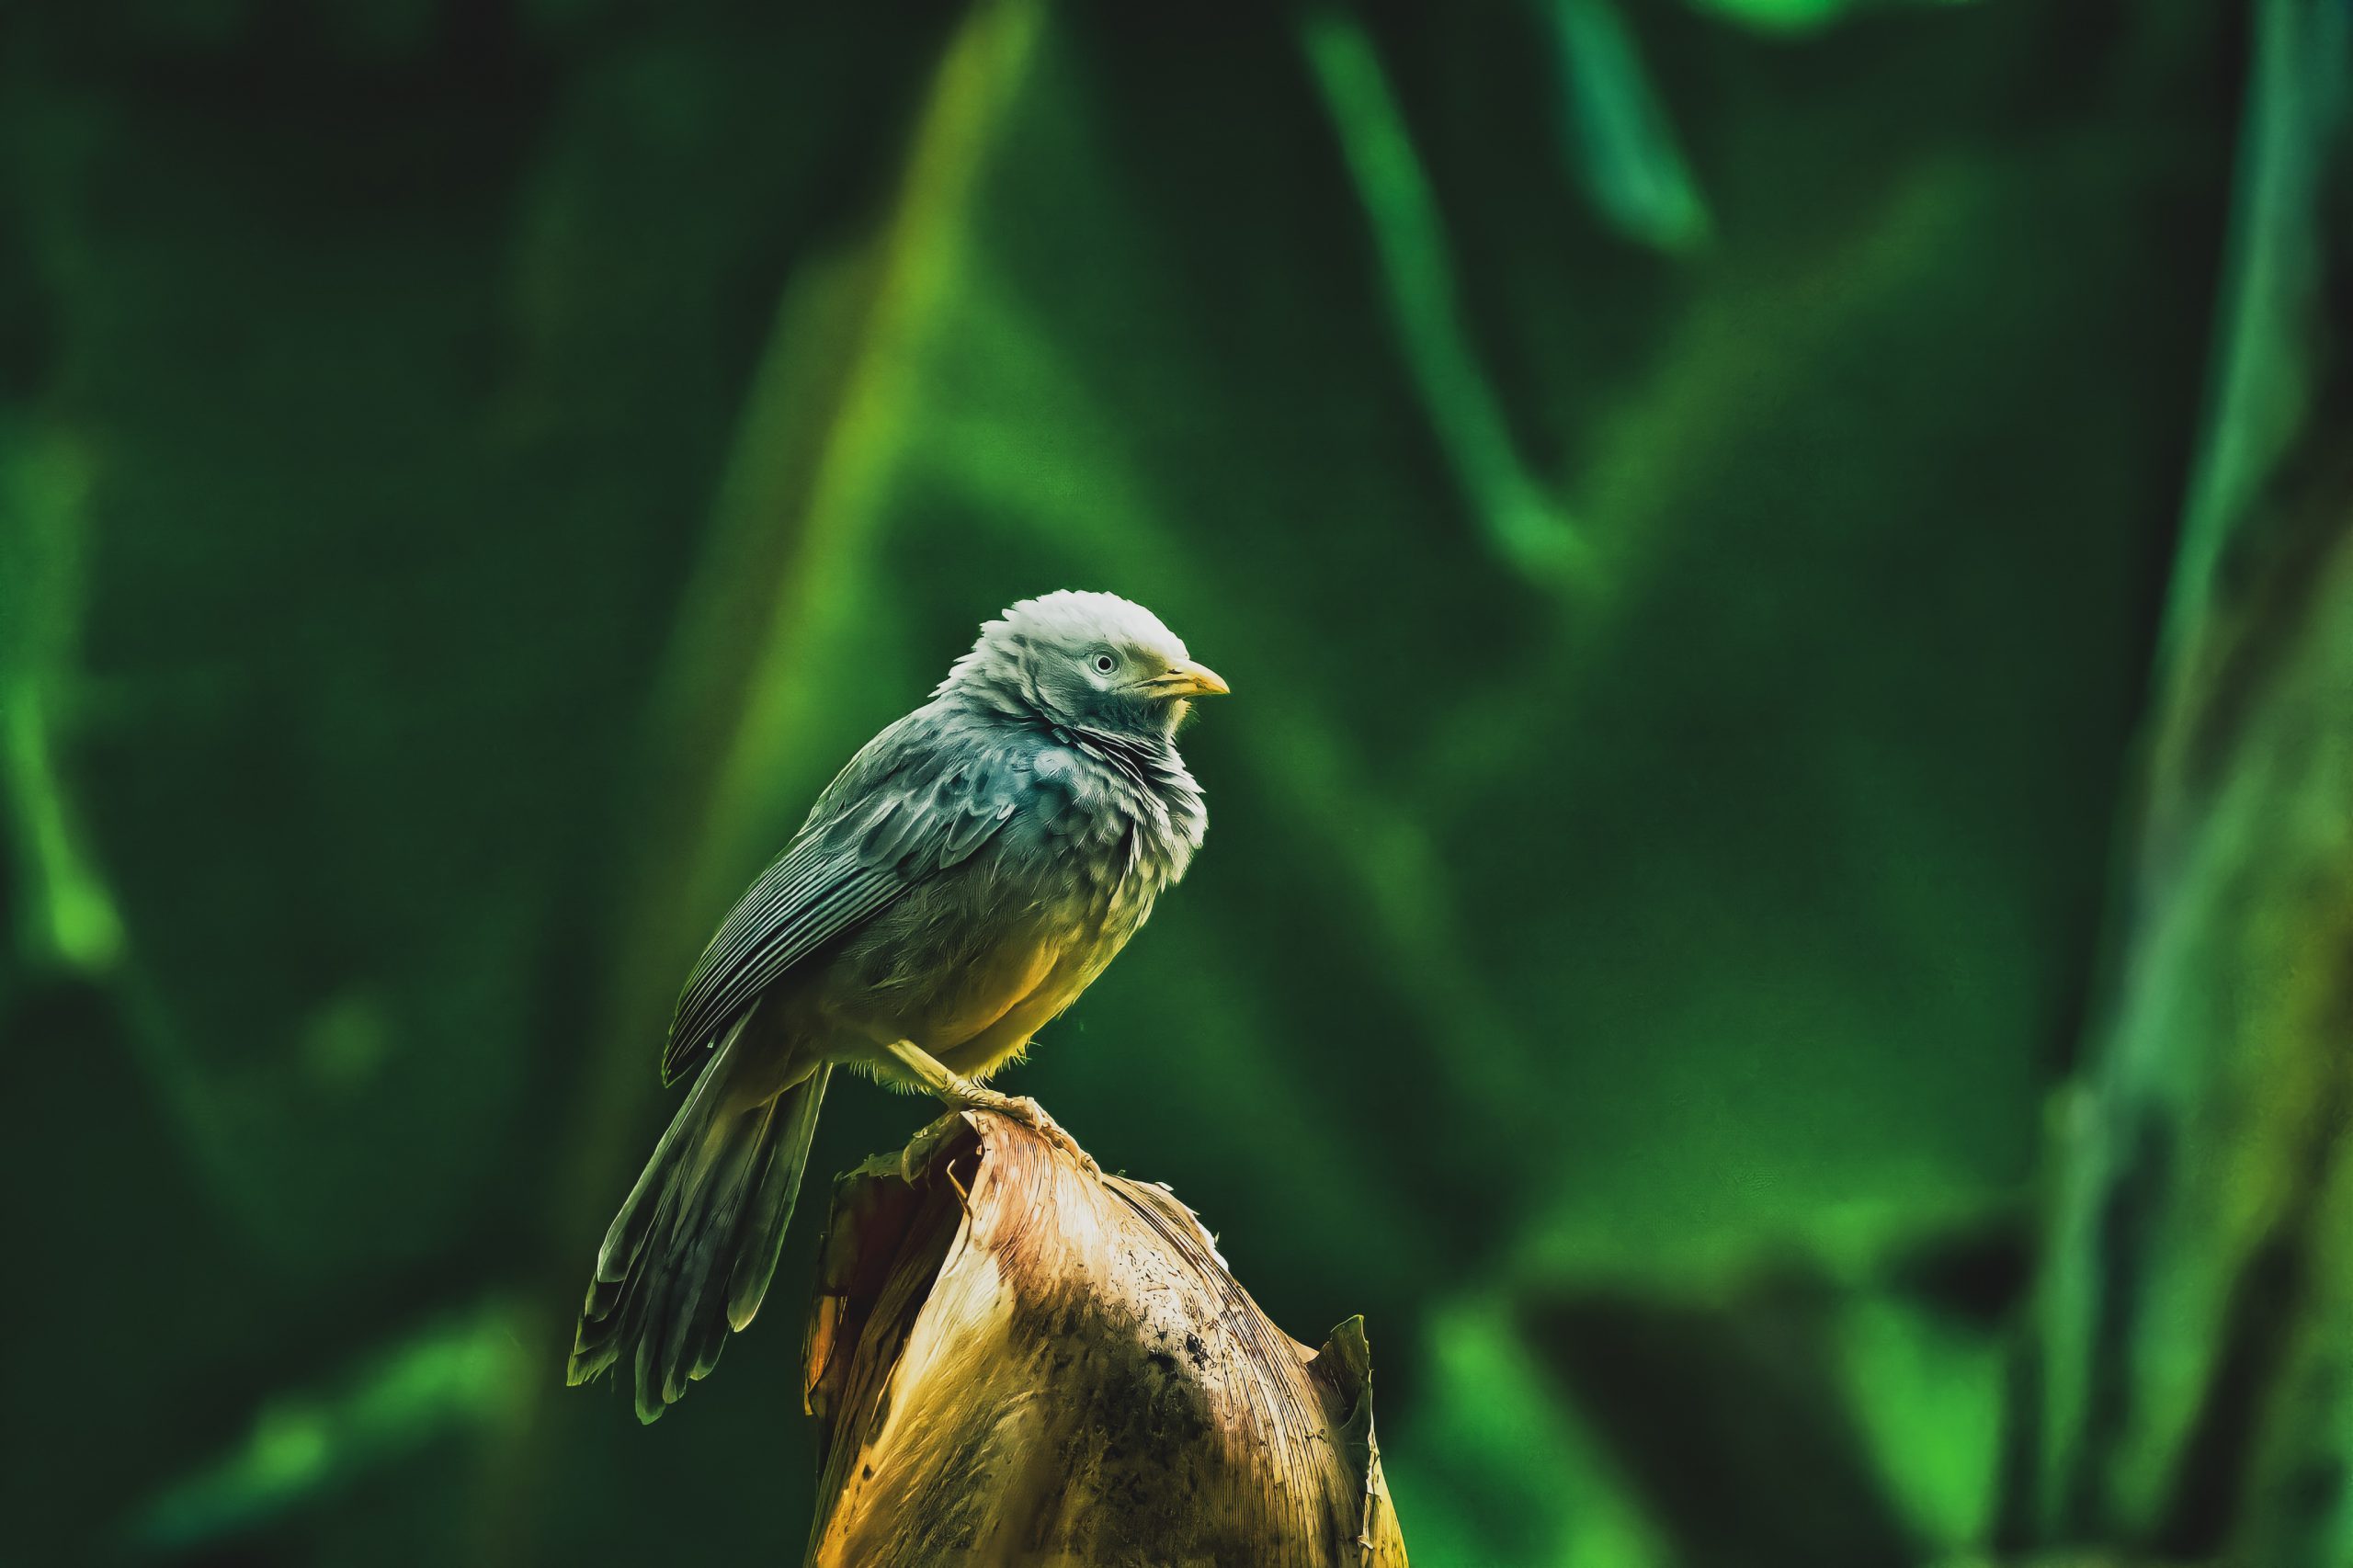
(1395, 1295), (1670, 1568)
(1547, 0), (1713, 254)
(1689, 0), (1977, 35)
(126, 1301), (531, 1552)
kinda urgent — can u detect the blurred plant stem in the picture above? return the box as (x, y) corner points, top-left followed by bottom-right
(2027, 1), (2353, 1562)
(1543, 0), (1712, 256)
(1300, 7), (1590, 588)
(0, 418), (121, 977)
(0, 417), (256, 1221)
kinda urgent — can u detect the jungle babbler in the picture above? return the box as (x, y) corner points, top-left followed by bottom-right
(3, 2), (2343, 1565)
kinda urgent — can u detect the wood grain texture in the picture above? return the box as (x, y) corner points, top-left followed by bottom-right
(801, 1109), (1407, 1567)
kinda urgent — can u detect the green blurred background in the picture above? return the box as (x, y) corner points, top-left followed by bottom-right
(12, 0), (2352, 1563)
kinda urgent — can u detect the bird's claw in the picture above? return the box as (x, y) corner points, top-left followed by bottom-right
(951, 1087), (1099, 1179)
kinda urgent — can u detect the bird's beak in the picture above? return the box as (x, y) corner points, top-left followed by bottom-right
(1151, 660), (1230, 699)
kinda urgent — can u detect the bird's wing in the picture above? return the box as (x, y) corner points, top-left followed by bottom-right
(660, 715), (1028, 1084)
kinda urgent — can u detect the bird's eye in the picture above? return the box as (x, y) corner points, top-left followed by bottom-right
(1091, 652), (1117, 675)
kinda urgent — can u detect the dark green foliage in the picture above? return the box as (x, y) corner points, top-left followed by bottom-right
(0, 1), (2274, 1563)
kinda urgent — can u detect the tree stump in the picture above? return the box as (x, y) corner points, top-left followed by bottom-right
(799, 1107), (1408, 1567)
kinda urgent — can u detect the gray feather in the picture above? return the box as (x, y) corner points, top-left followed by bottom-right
(662, 721), (1032, 1083)
(727, 1063), (831, 1331)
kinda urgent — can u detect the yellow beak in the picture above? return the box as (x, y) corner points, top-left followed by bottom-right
(1154, 660), (1230, 699)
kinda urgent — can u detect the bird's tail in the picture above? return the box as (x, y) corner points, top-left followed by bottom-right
(568, 1035), (830, 1422)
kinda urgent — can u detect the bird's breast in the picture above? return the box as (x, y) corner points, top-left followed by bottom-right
(825, 734), (1199, 1070)
(1029, 744), (1201, 902)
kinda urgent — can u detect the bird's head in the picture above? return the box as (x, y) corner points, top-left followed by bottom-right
(943, 590), (1229, 741)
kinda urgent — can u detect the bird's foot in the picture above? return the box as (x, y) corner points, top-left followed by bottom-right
(948, 1084), (1099, 1178)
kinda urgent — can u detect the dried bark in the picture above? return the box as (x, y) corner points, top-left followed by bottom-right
(799, 1108), (1408, 1567)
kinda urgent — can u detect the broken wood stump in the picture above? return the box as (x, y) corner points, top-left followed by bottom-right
(800, 1106), (1407, 1567)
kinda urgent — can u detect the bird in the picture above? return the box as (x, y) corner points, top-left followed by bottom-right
(567, 589), (1227, 1422)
